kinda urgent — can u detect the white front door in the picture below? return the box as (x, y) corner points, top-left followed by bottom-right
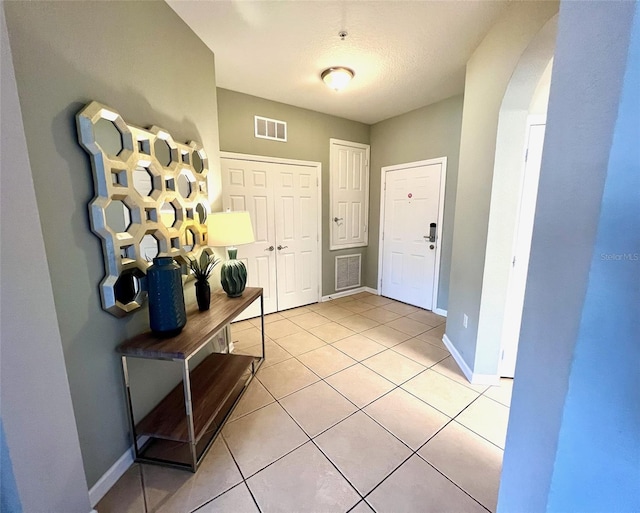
(500, 121), (546, 377)
(221, 155), (320, 318)
(273, 165), (319, 310)
(380, 160), (445, 310)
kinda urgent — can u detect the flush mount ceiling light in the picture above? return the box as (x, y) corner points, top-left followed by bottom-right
(321, 67), (355, 91)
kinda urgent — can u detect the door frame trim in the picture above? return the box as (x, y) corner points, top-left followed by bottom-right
(377, 157), (447, 311)
(220, 151), (323, 306)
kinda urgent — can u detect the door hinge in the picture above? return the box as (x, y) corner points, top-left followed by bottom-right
(525, 149), (529, 162)
(512, 256), (516, 267)
(317, 177), (319, 186)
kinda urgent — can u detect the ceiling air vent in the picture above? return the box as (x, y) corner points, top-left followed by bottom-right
(254, 116), (287, 142)
(335, 254), (361, 291)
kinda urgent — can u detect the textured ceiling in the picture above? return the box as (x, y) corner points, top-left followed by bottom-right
(168, 1), (510, 125)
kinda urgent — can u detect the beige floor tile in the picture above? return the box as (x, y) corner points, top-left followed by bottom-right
(315, 412), (411, 495)
(406, 310), (446, 327)
(361, 349), (425, 385)
(257, 358), (319, 399)
(414, 330), (448, 350)
(419, 422), (503, 512)
(431, 356), (489, 393)
(427, 323), (446, 338)
(230, 319), (253, 332)
(264, 318), (303, 340)
(367, 455), (487, 513)
(297, 345), (357, 378)
(350, 501), (376, 513)
(273, 331), (326, 356)
(456, 396), (510, 448)
(360, 307), (402, 323)
(381, 301), (421, 316)
(331, 334), (386, 361)
(364, 388), (450, 450)
(279, 306), (312, 318)
(229, 378), (275, 421)
(231, 326), (264, 351)
(326, 364), (395, 408)
(247, 442), (360, 513)
(313, 305), (353, 321)
(197, 483), (259, 513)
(402, 370), (479, 417)
(350, 291), (375, 299)
(342, 302), (376, 314)
(142, 437), (243, 513)
(361, 325), (412, 347)
(337, 314), (381, 332)
(233, 339), (291, 369)
(385, 317), (431, 337)
(248, 312), (284, 327)
(391, 338), (449, 368)
(96, 464), (145, 513)
(280, 381), (357, 437)
(360, 295), (394, 307)
(330, 296), (358, 305)
(222, 402), (308, 477)
(309, 321), (356, 343)
(290, 311), (332, 330)
(484, 378), (514, 407)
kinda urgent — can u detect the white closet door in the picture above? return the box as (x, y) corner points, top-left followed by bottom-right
(221, 156), (320, 317)
(274, 165), (319, 310)
(221, 159), (277, 318)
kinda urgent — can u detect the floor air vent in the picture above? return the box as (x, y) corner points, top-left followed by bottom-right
(335, 254), (361, 291)
(254, 116), (287, 142)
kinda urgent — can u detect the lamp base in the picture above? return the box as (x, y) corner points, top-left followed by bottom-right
(220, 259), (247, 297)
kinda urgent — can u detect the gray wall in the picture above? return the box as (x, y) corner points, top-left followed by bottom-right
(446, 0), (559, 372)
(499, 1), (639, 510)
(216, 88), (370, 296)
(1, 5), (90, 510)
(4, 1), (220, 487)
(367, 95), (464, 310)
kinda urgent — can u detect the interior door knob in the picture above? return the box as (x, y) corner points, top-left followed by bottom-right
(277, 245), (288, 250)
(333, 217), (343, 223)
(264, 245), (275, 252)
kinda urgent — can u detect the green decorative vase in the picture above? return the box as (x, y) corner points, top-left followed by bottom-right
(220, 248), (247, 297)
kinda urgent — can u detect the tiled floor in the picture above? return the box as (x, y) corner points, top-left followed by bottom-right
(97, 292), (512, 513)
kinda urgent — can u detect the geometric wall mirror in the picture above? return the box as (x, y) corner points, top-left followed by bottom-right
(76, 101), (210, 317)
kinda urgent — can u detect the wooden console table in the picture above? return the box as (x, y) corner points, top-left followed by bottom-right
(117, 287), (264, 472)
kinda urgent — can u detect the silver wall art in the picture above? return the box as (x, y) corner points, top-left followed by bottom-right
(77, 101), (210, 317)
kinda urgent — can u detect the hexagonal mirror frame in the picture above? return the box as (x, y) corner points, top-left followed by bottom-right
(77, 101), (210, 317)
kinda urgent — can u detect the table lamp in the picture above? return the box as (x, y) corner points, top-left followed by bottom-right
(207, 211), (255, 297)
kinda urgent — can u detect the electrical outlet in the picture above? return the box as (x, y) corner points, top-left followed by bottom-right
(463, 314), (468, 328)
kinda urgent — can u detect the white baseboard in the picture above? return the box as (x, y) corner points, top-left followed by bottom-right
(434, 308), (447, 317)
(89, 445), (134, 506)
(442, 334), (500, 386)
(322, 286), (374, 302)
(363, 286), (379, 295)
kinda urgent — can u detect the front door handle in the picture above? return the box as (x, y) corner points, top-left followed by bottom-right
(264, 245), (275, 252)
(277, 245), (288, 250)
(333, 217), (343, 223)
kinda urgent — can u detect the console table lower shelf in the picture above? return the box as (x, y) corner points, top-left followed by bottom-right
(117, 287), (265, 472)
(135, 353), (257, 468)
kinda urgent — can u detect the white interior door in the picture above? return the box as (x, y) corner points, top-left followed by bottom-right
(500, 121), (546, 377)
(221, 155), (320, 319)
(330, 140), (370, 249)
(274, 165), (319, 310)
(221, 159), (278, 319)
(380, 161), (444, 310)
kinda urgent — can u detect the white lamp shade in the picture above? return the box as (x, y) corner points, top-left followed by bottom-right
(207, 211), (255, 247)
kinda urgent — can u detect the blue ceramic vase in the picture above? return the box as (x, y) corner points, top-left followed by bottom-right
(147, 256), (186, 337)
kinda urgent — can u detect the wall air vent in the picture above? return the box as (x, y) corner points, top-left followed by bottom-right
(335, 254), (361, 291)
(254, 116), (287, 142)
